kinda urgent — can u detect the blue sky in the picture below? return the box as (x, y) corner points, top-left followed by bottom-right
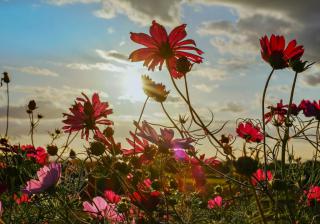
(0, 0), (319, 159)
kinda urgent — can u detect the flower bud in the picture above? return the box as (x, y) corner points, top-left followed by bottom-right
(27, 100), (37, 111)
(176, 56), (192, 74)
(69, 150), (76, 159)
(234, 156), (258, 176)
(103, 126), (114, 137)
(2, 72), (10, 84)
(46, 145), (58, 156)
(89, 141), (106, 156)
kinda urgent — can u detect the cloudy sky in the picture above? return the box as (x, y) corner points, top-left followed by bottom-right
(0, 0), (319, 157)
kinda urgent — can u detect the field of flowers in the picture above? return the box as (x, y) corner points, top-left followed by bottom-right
(0, 20), (319, 223)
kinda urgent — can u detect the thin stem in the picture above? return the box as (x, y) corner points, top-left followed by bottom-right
(313, 121), (320, 170)
(161, 102), (183, 137)
(133, 96), (149, 154)
(250, 180), (267, 224)
(262, 68), (274, 173)
(171, 75), (225, 150)
(5, 83), (9, 137)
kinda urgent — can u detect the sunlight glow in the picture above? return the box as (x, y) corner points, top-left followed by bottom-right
(120, 73), (145, 102)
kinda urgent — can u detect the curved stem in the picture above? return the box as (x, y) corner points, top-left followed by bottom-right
(5, 83), (9, 137)
(262, 68), (274, 170)
(133, 96), (149, 154)
(161, 102), (183, 138)
(170, 75), (225, 150)
(250, 180), (267, 224)
(313, 121), (320, 170)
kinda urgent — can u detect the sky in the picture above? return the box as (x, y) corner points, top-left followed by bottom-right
(0, 0), (319, 158)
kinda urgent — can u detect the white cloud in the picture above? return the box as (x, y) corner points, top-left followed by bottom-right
(95, 49), (129, 64)
(93, 0), (183, 26)
(191, 67), (227, 81)
(66, 62), (125, 72)
(4, 66), (59, 77)
(45, 0), (99, 6)
(193, 83), (218, 93)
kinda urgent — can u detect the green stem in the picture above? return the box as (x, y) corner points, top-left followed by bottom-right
(161, 102), (183, 137)
(5, 83), (9, 137)
(262, 68), (274, 173)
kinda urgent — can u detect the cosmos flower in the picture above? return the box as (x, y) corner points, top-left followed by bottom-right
(21, 145), (48, 165)
(104, 190), (121, 204)
(251, 169), (273, 186)
(129, 20), (203, 79)
(260, 35), (304, 69)
(141, 75), (169, 102)
(83, 196), (125, 222)
(63, 93), (113, 140)
(207, 196), (222, 209)
(236, 122), (263, 143)
(264, 100), (288, 125)
(135, 121), (194, 150)
(23, 163), (61, 195)
(299, 100), (320, 120)
(0, 200), (2, 217)
(305, 186), (320, 206)
(131, 179), (161, 211)
(14, 193), (31, 205)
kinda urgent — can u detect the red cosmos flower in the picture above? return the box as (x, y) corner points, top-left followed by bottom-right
(207, 196), (222, 209)
(129, 20), (203, 79)
(305, 185), (320, 206)
(264, 100), (288, 125)
(131, 179), (161, 211)
(14, 193), (30, 205)
(122, 132), (155, 164)
(299, 100), (320, 120)
(260, 35), (304, 69)
(63, 93), (113, 140)
(104, 190), (121, 204)
(236, 122), (263, 143)
(251, 169), (273, 186)
(21, 145), (48, 165)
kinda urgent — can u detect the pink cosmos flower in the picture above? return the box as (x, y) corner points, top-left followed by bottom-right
(251, 169), (273, 186)
(0, 200), (2, 217)
(104, 190), (121, 204)
(135, 121), (193, 150)
(208, 196), (223, 209)
(23, 163), (61, 195)
(83, 196), (125, 222)
(236, 122), (263, 143)
(63, 93), (113, 140)
(21, 145), (48, 165)
(305, 185), (320, 206)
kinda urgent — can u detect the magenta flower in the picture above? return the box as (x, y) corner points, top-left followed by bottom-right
(299, 100), (320, 120)
(305, 186), (320, 206)
(0, 200), (2, 217)
(236, 122), (263, 143)
(23, 163), (61, 195)
(63, 93), (113, 140)
(21, 145), (48, 165)
(104, 190), (121, 204)
(83, 196), (125, 222)
(135, 121), (193, 150)
(251, 169), (273, 186)
(208, 196), (223, 209)
(264, 100), (288, 125)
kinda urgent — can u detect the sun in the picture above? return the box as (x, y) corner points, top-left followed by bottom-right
(120, 73), (145, 102)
